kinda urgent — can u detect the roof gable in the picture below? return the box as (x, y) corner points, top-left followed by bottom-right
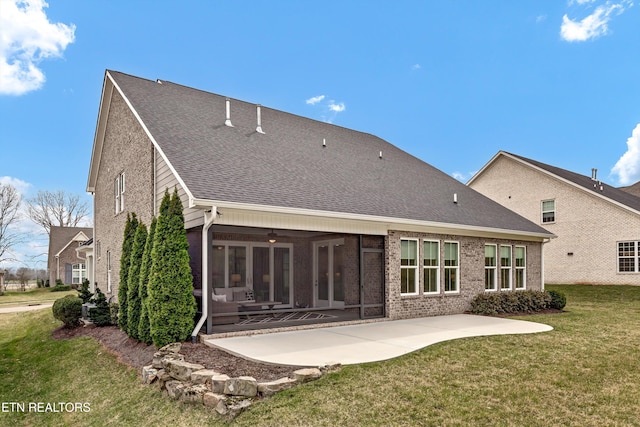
(49, 226), (93, 258)
(96, 71), (552, 238)
(470, 151), (640, 215)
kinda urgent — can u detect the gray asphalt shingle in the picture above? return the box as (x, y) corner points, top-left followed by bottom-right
(109, 70), (551, 236)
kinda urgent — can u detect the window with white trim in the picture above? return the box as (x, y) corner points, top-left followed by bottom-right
(115, 172), (125, 214)
(500, 245), (512, 290)
(400, 239), (418, 295)
(485, 244), (497, 291)
(541, 199), (555, 223)
(423, 240), (439, 294)
(618, 241), (640, 273)
(444, 242), (459, 293)
(72, 263), (86, 284)
(515, 246), (526, 289)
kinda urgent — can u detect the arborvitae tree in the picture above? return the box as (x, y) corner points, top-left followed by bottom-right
(118, 212), (138, 331)
(89, 287), (112, 327)
(126, 222), (147, 339)
(147, 188), (196, 347)
(138, 217), (157, 345)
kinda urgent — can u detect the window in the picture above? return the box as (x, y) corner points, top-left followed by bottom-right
(618, 241), (640, 273)
(485, 244), (497, 291)
(423, 241), (439, 294)
(444, 242), (459, 293)
(401, 239), (418, 295)
(541, 199), (555, 223)
(72, 263), (86, 284)
(96, 240), (101, 260)
(500, 246), (512, 290)
(115, 172), (125, 214)
(515, 246), (526, 289)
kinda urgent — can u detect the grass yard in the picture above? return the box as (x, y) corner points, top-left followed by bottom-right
(0, 287), (77, 307)
(1, 285), (639, 426)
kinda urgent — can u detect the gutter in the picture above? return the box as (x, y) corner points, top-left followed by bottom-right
(191, 206), (217, 342)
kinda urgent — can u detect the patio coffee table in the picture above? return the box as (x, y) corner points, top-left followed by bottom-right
(239, 301), (281, 310)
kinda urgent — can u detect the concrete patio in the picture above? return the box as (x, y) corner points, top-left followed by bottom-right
(205, 314), (553, 366)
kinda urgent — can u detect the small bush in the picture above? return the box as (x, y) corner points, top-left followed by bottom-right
(110, 303), (119, 326)
(470, 290), (551, 315)
(78, 279), (93, 304)
(89, 287), (112, 327)
(51, 284), (72, 292)
(547, 290), (567, 310)
(52, 295), (82, 328)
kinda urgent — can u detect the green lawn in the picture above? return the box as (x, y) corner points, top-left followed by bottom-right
(0, 287), (77, 307)
(1, 285), (639, 426)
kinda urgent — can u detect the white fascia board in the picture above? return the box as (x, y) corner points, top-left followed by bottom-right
(190, 198), (555, 241)
(106, 71), (196, 204)
(466, 150), (505, 186)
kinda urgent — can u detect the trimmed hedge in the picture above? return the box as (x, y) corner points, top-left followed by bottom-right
(470, 290), (560, 315)
(52, 295), (82, 328)
(51, 284), (72, 292)
(89, 287), (112, 327)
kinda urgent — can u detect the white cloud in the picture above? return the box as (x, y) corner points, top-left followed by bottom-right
(611, 123), (640, 185)
(560, 1), (630, 42)
(0, 176), (31, 195)
(411, 64), (422, 70)
(570, 0), (597, 5)
(328, 101), (346, 113)
(536, 15), (548, 23)
(452, 171), (477, 182)
(0, 0), (76, 96)
(305, 95), (325, 105)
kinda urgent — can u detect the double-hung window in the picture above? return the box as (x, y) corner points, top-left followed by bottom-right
(400, 239), (418, 295)
(500, 246), (512, 290)
(485, 244), (497, 291)
(72, 263), (86, 284)
(541, 199), (555, 223)
(444, 242), (459, 293)
(618, 241), (640, 273)
(115, 172), (125, 214)
(423, 241), (439, 294)
(515, 246), (526, 289)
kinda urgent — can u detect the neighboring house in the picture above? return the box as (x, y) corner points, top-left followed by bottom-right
(47, 226), (93, 286)
(468, 151), (640, 286)
(86, 70), (553, 336)
(620, 181), (640, 198)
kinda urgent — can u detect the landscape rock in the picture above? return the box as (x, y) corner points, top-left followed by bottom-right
(203, 392), (226, 409)
(224, 376), (258, 397)
(227, 399), (252, 419)
(319, 362), (342, 373)
(165, 380), (185, 400)
(141, 365), (158, 385)
(293, 368), (322, 383)
(156, 369), (172, 390)
(152, 352), (185, 369)
(179, 383), (209, 405)
(158, 342), (182, 354)
(191, 369), (219, 385)
(165, 359), (205, 381)
(211, 374), (230, 394)
(258, 377), (298, 396)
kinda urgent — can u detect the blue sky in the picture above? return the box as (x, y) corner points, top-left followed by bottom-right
(1, 0), (639, 270)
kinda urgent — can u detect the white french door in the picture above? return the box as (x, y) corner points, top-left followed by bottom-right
(211, 241), (293, 306)
(313, 239), (345, 308)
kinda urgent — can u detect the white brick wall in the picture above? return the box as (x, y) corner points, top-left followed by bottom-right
(470, 155), (640, 285)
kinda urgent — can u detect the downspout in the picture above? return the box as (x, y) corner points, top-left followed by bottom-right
(191, 207), (217, 342)
(541, 238), (550, 291)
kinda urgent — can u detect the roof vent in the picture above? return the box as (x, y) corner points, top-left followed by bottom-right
(591, 168), (598, 181)
(225, 98), (233, 127)
(323, 138), (326, 147)
(379, 151), (383, 159)
(156, 79), (163, 84)
(453, 193), (458, 204)
(255, 105), (265, 134)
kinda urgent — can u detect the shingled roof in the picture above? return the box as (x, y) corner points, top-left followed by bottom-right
(102, 70), (551, 237)
(503, 152), (640, 213)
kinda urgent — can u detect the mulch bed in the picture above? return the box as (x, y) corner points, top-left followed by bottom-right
(51, 324), (295, 382)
